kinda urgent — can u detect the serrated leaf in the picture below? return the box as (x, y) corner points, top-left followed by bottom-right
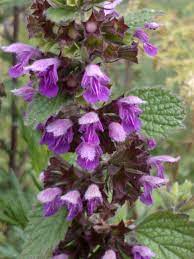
(25, 93), (73, 127)
(21, 206), (70, 259)
(131, 88), (185, 138)
(136, 211), (194, 259)
(125, 9), (163, 32)
(46, 7), (78, 24)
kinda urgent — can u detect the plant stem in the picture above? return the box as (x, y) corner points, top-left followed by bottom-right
(9, 7), (19, 172)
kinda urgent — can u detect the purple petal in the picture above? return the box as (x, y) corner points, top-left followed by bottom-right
(144, 22), (160, 30)
(81, 64), (111, 104)
(61, 190), (83, 221)
(1, 43), (38, 53)
(143, 42), (158, 57)
(53, 254), (69, 259)
(76, 142), (102, 171)
(139, 175), (168, 205)
(84, 184), (103, 215)
(132, 245), (155, 259)
(102, 249), (117, 259)
(24, 58), (60, 72)
(118, 96), (146, 105)
(37, 187), (62, 203)
(11, 82), (36, 102)
(109, 122), (127, 142)
(148, 155), (180, 163)
(46, 119), (73, 137)
(79, 112), (100, 125)
(134, 29), (149, 43)
(43, 196), (63, 217)
(103, 0), (122, 16)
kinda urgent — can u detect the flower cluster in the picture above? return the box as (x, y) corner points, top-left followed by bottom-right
(2, 0), (178, 258)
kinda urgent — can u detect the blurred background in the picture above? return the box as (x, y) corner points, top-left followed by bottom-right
(0, 0), (194, 258)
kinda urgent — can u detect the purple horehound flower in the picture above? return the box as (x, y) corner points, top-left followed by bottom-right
(102, 249), (117, 259)
(132, 245), (155, 259)
(52, 254), (69, 259)
(81, 64), (111, 104)
(144, 22), (160, 30)
(84, 184), (103, 215)
(148, 155), (180, 178)
(139, 175), (169, 205)
(134, 28), (158, 57)
(24, 58), (60, 98)
(76, 140), (103, 171)
(11, 81), (36, 102)
(109, 122), (127, 142)
(40, 118), (73, 154)
(1, 43), (40, 78)
(79, 111), (104, 145)
(37, 187), (63, 217)
(76, 111), (104, 171)
(118, 96), (146, 134)
(103, 0), (122, 16)
(61, 190), (83, 221)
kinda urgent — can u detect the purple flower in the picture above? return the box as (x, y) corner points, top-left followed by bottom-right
(53, 254), (68, 259)
(143, 43), (158, 57)
(102, 249), (117, 259)
(76, 141), (103, 171)
(109, 122), (127, 142)
(37, 187), (62, 217)
(134, 28), (158, 57)
(103, 0), (122, 16)
(61, 190), (83, 221)
(1, 43), (40, 78)
(79, 112), (103, 145)
(118, 96), (146, 134)
(144, 22), (160, 30)
(25, 58), (60, 98)
(132, 245), (155, 259)
(81, 64), (111, 104)
(84, 184), (103, 215)
(148, 155), (180, 178)
(11, 82), (36, 102)
(139, 175), (168, 205)
(40, 118), (73, 154)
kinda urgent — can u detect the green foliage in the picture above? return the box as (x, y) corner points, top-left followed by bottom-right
(125, 8), (163, 32)
(46, 6), (78, 24)
(131, 88), (185, 138)
(21, 206), (70, 259)
(157, 181), (194, 213)
(25, 93), (73, 127)
(136, 211), (194, 259)
(0, 0), (30, 8)
(20, 119), (50, 174)
(0, 171), (29, 229)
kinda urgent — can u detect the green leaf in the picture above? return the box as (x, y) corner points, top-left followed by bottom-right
(46, 7), (78, 24)
(25, 93), (73, 127)
(20, 119), (50, 173)
(136, 211), (194, 259)
(125, 9), (163, 32)
(21, 206), (70, 259)
(131, 88), (185, 138)
(0, 171), (29, 228)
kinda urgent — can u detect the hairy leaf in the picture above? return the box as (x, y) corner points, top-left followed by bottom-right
(125, 9), (163, 32)
(131, 88), (185, 138)
(46, 6), (78, 23)
(136, 211), (194, 259)
(21, 206), (69, 259)
(25, 93), (73, 127)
